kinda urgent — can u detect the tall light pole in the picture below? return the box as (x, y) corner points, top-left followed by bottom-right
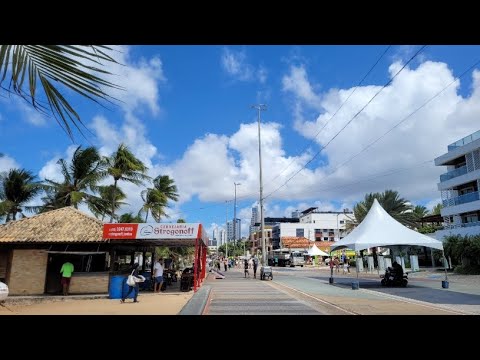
(225, 201), (229, 259)
(252, 104), (267, 266)
(233, 182), (241, 249)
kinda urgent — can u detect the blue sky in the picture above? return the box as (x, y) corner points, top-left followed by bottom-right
(1, 45), (480, 237)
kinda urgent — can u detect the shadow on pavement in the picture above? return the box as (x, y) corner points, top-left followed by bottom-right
(308, 275), (480, 305)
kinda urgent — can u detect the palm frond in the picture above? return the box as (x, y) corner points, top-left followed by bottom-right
(0, 45), (124, 139)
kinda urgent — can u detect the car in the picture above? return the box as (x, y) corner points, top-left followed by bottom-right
(0, 281), (8, 301)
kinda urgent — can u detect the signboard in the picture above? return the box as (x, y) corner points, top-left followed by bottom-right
(103, 223), (201, 240)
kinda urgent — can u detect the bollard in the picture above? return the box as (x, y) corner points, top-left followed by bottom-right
(351, 281), (359, 290)
(442, 280), (449, 289)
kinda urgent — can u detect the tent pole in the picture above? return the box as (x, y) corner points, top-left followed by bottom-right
(442, 250), (448, 281)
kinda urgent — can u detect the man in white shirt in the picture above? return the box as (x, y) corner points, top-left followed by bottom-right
(154, 259), (164, 293)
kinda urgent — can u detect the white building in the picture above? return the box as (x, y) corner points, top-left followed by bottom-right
(435, 130), (480, 239)
(219, 229), (226, 246)
(271, 208), (354, 249)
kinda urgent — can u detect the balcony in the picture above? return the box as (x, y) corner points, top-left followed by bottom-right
(448, 130), (480, 151)
(444, 220), (480, 230)
(442, 191), (480, 207)
(440, 165), (468, 182)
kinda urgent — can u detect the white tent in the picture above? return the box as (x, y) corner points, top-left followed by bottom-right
(308, 244), (329, 256)
(330, 199), (444, 252)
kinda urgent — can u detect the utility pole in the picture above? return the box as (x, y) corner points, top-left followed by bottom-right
(225, 201), (229, 259)
(252, 104), (267, 266)
(234, 182), (241, 248)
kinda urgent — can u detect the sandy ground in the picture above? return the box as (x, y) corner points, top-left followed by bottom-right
(0, 292), (193, 315)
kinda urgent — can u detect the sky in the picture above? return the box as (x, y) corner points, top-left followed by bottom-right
(1, 45), (480, 238)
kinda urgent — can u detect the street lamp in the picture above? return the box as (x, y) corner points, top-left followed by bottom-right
(252, 104), (267, 266)
(225, 200), (229, 259)
(234, 182), (241, 248)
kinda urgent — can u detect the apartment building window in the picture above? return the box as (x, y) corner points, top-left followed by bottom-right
(296, 229), (304, 237)
(459, 186), (475, 195)
(339, 220), (345, 224)
(315, 229), (322, 241)
(463, 213), (479, 223)
(323, 237), (329, 241)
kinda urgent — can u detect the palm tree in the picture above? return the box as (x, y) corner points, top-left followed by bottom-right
(139, 175), (179, 222)
(153, 175), (179, 203)
(0, 168), (43, 221)
(139, 188), (168, 222)
(104, 143), (150, 222)
(0, 45), (122, 139)
(89, 185), (127, 221)
(347, 190), (415, 231)
(412, 205), (429, 221)
(431, 203), (443, 215)
(42, 146), (105, 210)
(118, 212), (144, 223)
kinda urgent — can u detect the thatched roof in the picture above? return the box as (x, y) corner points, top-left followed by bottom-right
(0, 207), (106, 243)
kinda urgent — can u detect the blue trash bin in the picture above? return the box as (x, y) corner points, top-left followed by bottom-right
(140, 272), (152, 291)
(109, 275), (135, 299)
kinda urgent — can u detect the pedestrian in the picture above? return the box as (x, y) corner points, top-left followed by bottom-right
(224, 258), (228, 272)
(244, 259), (249, 278)
(252, 257), (258, 279)
(153, 259), (164, 293)
(121, 263), (144, 303)
(60, 260), (74, 296)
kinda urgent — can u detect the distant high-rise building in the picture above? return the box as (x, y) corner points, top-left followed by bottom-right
(211, 227), (220, 247)
(227, 219), (241, 241)
(250, 206), (260, 235)
(291, 210), (300, 218)
(220, 229), (226, 245)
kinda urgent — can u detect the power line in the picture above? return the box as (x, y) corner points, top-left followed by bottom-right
(264, 45), (428, 200)
(263, 45), (392, 187)
(280, 55), (480, 198)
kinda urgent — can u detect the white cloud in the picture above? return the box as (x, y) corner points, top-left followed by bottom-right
(0, 154), (20, 173)
(282, 64), (322, 112)
(34, 54), (480, 227)
(75, 45), (166, 118)
(280, 59), (478, 204)
(221, 48), (267, 83)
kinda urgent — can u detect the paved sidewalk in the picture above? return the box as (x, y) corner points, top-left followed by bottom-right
(203, 269), (321, 315)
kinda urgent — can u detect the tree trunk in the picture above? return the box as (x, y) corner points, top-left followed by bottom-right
(145, 211), (149, 223)
(110, 179), (117, 223)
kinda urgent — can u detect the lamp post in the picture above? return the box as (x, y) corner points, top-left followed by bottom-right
(252, 104), (267, 266)
(225, 201), (229, 260)
(234, 182), (241, 248)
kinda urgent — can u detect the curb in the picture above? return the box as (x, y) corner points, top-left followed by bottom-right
(178, 285), (211, 315)
(3, 294), (109, 305)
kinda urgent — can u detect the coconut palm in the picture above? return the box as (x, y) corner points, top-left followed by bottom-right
(104, 143), (150, 222)
(42, 146), (106, 210)
(346, 190), (415, 231)
(139, 175), (179, 222)
(89, 185), (127, 221)
(139, 188), (168, 222)
(0, 45), (122, 139)
(118, 212), (143, 223)
(153, 175), (179, 203)
(0, 168), (43, 221)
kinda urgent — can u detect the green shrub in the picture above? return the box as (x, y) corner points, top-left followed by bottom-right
(454, 264), (480, 275)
